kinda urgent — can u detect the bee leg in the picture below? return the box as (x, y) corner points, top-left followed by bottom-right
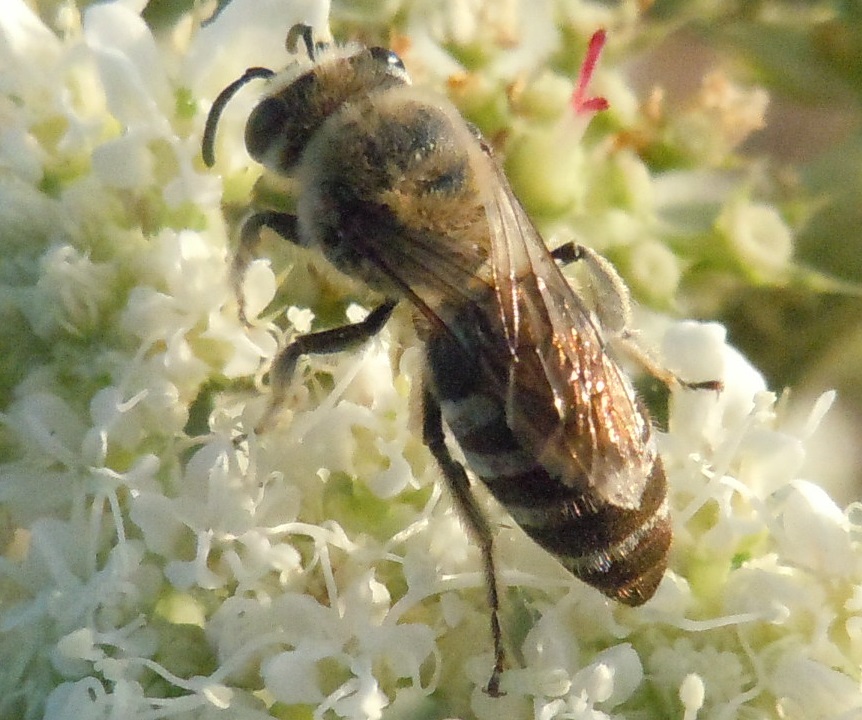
(422, 389), (506, 698)
(254, 299), (397, 434)
(553, 242), (723, 393)
(552, 242), (632, 335)
(232, 211), (299, 325)
(614, 332), (724, 394)
(549, 241), (580, 266)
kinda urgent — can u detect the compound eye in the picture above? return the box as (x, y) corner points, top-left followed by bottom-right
(369, 46), (405, 72)
(245, 95), (286, 163)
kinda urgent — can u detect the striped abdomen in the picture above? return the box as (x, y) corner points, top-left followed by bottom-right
(424, 328), (670, 606)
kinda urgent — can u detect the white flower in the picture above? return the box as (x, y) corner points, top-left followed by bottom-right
(1, 1), (859, 719)
(718, 201), (794, 280)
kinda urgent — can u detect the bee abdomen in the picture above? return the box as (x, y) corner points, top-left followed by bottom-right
(439, 389), (670, 606)
(495, 458), (669, 606)
(565, 506), (670, 606)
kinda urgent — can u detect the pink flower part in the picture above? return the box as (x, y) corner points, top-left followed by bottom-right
(571, 29), (610, 116)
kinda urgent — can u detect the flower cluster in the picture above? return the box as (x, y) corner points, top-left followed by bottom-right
(0, 1), (858, 719)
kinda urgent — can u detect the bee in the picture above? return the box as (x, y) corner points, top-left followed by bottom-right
(203, 24), (716, 696)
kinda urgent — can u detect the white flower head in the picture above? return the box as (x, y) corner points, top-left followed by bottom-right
(0, 2), (858, 720)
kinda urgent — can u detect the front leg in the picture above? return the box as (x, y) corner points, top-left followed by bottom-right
(422, 388), (506, 697)
(254, 299), (397, 434)
(232, 210), (299, 325)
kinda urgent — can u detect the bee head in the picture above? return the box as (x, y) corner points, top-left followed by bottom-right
(245, 41), (410, 173)
(202, 24), (411, 173)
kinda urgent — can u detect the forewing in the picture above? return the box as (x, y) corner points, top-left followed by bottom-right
(481, 161), (655, 508)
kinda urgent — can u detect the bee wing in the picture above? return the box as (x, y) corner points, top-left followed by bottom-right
(337, 91), (656, 509)
(480, 158), (656, 508)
